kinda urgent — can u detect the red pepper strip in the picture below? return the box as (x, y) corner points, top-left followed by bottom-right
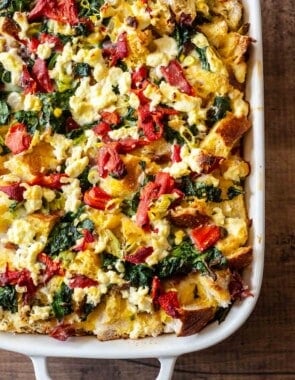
(158, 290), (180, 318)
(74, 229), (95, 252)
(37, 252), (65, 283)
(66, 117), (80, 132)
(32, 58), (54, 93)
(138, 104), (179, 141)
(131, 66), (149, 89)
(50, 324), (75, 341)
(29, 0), (79, 25)
(21, 65), (38, 94)
(102, 32), (129, 67)
(29, 173), (68, 190)
(28, 33), (63, 53)
(0, 265), (37, 304)
(136, 172), (176, 229)
(84, 186), (112, 210)
(125, 246), (154, 264)
(115, 138), (148, 154)
(151, 276), (161, 305)
(5, 123), (32, 154)
(101, 111), (121, 126)
(69, 275), (98, 289)
(97, 145), (127, 179)
(0, 182), (25, 202)
(161, 60), (194, 96)
(172, 144), (182, 163)
(191, 225), (221, 252)
(93, 121), (111, 141)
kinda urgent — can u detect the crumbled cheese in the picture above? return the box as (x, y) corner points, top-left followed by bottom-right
(29, 306), (51, 323)
(47, 133), (73, 162)
(65, 146), (89, 178)
(126, 286), (153, 313)
(108, 126), (139, 140)
(23, 94), (42, 112)
(146, 219), (170, 265)
(37, 42), (53, 60)
(0, 49), (24, 85)
(6, 92), (24, 111)
(23, 185), (43, 214)
(62, 179), (82, 213)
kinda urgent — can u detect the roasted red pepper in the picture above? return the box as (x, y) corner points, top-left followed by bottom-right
(191, 225), (221, 252)
(50, 323), (75, 341)
(29, 173), (68, 190)
(74, 229), (95, 251)
(158, 290), (180, 318)
(84, 186), (112, 210)
(69, 275), (98, 289)
(5, 123), (32, 154)
(101, 111), (121, 126)
(97, 145), (127, 179)
(21, 65), (38, 94)
(0, 266), (37, 304)
(161, 59), (194, 96)
(102, 32), (129, 67)
(37, 252), (65, 283)
(29, 0), (79, 25)
(136, 172), (177, 228)
(32, 58), (54, 93)
(125, 246), (153, 264)
(172, 144), (182, 163)
(0, 182), (25, 202)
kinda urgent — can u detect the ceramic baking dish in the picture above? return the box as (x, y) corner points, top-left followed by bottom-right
(0, 1), (264, 379)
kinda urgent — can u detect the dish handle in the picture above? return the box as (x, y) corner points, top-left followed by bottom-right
(30, 356), (51, 380)
(28, 355), (177, 380)
(156, 356), (177, 380)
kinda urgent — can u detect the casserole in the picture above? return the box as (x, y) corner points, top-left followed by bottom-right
(0, 0), (264, 379)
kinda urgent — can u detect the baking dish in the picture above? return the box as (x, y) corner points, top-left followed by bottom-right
(0, 1), (264, 379)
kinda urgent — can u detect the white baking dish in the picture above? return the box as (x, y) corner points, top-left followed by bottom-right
(0, 1), (264, 379)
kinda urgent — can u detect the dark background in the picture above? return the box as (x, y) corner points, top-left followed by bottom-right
(1, 0), (294, 378)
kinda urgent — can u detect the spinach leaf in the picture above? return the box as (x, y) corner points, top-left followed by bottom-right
(101, 252), (118, 271)
(0, 0), (31, 15)
(156, 240), (198, 278)
(157, 241), (227, 279)
(78, 166), (92, 192)
(14, 110), (40, 134)
(121, 191), (140, 217)
(124, 263), (154, 288)
(207, 96), (231, 126)
(80, 300), (96, 321)
(0, 100), (10, 125)
(74, 63), (91, 77)
(195, 46), (211, 71)
(179, 177), (222, 202)
(77, 0), (104, 17)
(44, 207), (93, 256)
(123, 107), (137, 122)
(52, 283), (73, 320)
(0, 285), (18, 313)
(0, 63), (11, 84)
(39, 90), (74, 133)
(227, 186), (244, 200)
(195, 182), (222, 202)
(57, 34), (72, 45)
(172, 23), (192, 53)
(163, 125), (185, 145)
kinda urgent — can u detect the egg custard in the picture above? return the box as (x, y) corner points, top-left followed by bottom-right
(0, 0), (253, 340)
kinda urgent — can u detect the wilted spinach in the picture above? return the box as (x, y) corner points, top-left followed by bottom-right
(0, 285), (18, 313)
(52, 283), (73, 319)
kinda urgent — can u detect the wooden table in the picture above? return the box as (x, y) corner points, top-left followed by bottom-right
(1, 0), (294, 378)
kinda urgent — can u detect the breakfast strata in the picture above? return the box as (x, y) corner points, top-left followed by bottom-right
(0, 0), (252, 340)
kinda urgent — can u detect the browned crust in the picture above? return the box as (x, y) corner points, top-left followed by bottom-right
(177, 306), (216, 337)
(216, 114), (251, 147)
(227, 246), (253, 270)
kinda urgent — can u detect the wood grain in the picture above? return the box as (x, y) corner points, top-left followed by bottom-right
(1, 0), (295, 378)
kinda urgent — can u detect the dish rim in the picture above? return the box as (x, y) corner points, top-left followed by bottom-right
(0, 0), (265, 364)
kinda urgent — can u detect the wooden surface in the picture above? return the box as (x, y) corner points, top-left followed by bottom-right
(1, 0), (294, 378)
